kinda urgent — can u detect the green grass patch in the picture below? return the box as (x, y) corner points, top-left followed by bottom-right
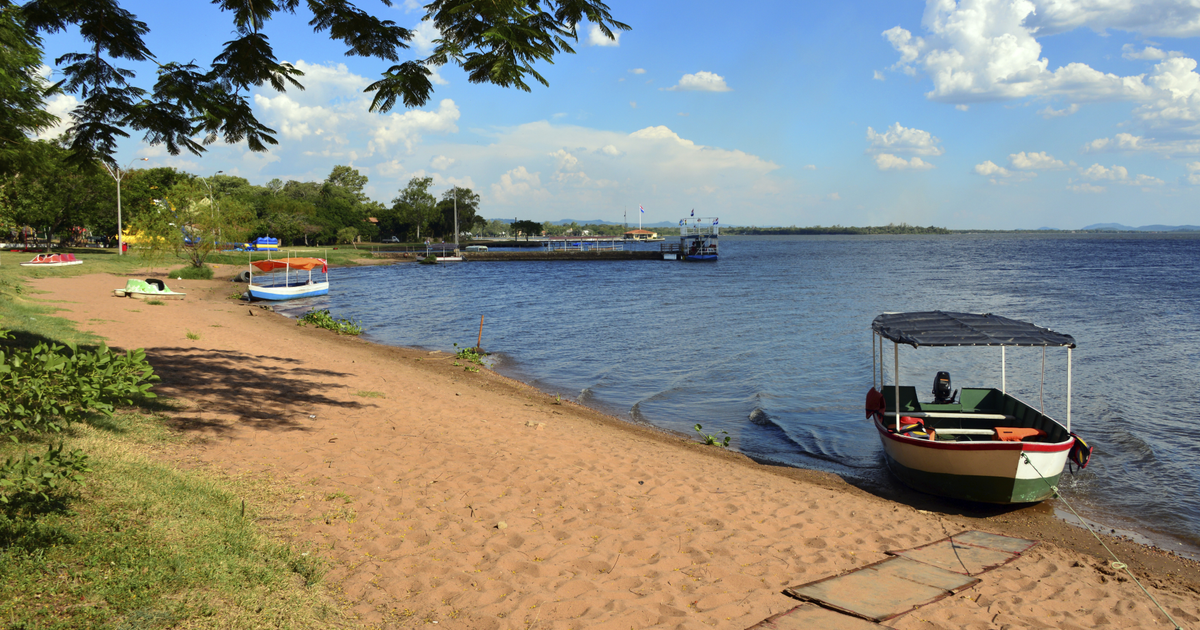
(167, 264), (214, 280)
(296, 309), (363, 336)
(353, 390), (385, 399)
(144, 299), (165, 306)
(0, 411), (340, 629)
(185, 330), (200, 340)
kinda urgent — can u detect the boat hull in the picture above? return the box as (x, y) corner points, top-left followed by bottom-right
(682, 254), (717, 261)
(128, 290), (185, 300)
(248, 281), (329, 301)
(20, 261), (83, 267)
(874, 418), (1072, 504)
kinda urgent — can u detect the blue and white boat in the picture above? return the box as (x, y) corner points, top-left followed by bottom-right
(248, 257), (329, 300)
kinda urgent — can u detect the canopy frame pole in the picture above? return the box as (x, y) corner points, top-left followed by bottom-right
(872, 332), (877, 390)
(894, 341), (900, 432)
(879, 334), (884, 391)
(1001, 346), (1006, 393)
(1067, 347), (1072, 433)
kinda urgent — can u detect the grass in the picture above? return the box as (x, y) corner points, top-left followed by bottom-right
(0, 252), (345, 628)
(0, 410), (340, 629)
(186, 330), (200, 340)
(354, 390), (385, 398)
(144, 299), (165, 306)
(167, 264), (214, 280)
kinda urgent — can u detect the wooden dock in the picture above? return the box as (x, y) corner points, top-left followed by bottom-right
(377, 250), (663, 262)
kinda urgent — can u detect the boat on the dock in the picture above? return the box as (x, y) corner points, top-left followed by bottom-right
(866, 311), (1090, 504)
(20, 253), (83, 267)
(663, 217), (718, 261)
(248, 257), (329, 300)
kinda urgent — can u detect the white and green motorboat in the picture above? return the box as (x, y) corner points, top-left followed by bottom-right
(866, 311), (1090, 504)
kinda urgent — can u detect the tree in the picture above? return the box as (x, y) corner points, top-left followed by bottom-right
(132, 177), (252, 268)
(0, 141), (109, 250)
(430, 186), (483, 238)
(17, 1), (629, 167)
(0, 6), (58, 176)
(511, 219), (542, 240)
(326, 165), (369, 201)
(389, 176), (437, 240)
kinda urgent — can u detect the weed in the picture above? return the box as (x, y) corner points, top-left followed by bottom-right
(228, 291), (245, 300)
(169, 264), (213, 280)
(453, 343), (485, 365)
(297, 309), (363, 335)
(185, 330), (200, 340)
(354, 390), (385, 399)
(145, 299), (165, 306)
(694, 424), (731, 448)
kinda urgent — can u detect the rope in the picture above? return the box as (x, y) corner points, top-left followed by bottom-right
(1021, 453), (1185, 630)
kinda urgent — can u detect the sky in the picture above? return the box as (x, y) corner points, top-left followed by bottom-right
(34, 0), (1200, 229)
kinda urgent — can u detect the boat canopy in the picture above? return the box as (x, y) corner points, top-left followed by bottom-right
(872, 311), (1075, 348)
(251, 257), (327, 273)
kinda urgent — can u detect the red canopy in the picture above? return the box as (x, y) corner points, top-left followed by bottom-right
(251, 257), (327, 273)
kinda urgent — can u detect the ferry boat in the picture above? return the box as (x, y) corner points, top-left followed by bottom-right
(867, 311), (1091, 504)
(248, 257), (329, 300)
(664, 217), (718, 261)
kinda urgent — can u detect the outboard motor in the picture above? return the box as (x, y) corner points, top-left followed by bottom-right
(932, 371), (956, 404)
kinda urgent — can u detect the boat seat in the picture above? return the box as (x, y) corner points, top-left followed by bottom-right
(994, 427), (1046, 442)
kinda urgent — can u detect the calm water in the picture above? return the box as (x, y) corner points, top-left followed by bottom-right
(297, 234), (1200, 554)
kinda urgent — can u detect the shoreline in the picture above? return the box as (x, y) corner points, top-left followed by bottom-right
(20, 269), (1200, 629)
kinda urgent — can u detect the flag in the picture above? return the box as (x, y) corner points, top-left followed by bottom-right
(639, 205), (644, 213)
(714, 218), (719, 225)
(690, 209), (694, 216)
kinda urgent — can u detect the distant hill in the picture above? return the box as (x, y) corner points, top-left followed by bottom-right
(1082, 223), (1200, 232)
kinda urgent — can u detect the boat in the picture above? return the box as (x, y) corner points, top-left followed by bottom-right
(114, 278), (185, 300)
(20, 253), (83, 267)
(665, 217), (718, 261)
(866, 311), (1090, 504)
(248, 257), (329, 300)
(464, 245), (488, 252)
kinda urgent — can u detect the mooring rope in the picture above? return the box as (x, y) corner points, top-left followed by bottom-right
(1021, 453), (1185, 630)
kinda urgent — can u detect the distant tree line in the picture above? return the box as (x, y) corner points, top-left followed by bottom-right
(722, 224), (950, 235)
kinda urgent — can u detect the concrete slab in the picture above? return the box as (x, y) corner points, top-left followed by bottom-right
(747, 603), (885, 629)
(784, 556), (979, 622)
(888, 531), (1038, 575)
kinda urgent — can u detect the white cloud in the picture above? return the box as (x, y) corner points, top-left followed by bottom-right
(803, 164), (817, 170)
(1084, 132), (1200, 156)
(491, 166), (548, 203)
(955, 104), (969, 111)
(430, 155), (456, 170)
(1039, 104), (1080, 118)
(35, 92), (79, 141)
(665, 71), (732, 92)
(1122, 44), (1182, 61)
(1080, 163), (1164, 185)
(630, 101), (637, 109)
(598, 144), (622, 157)
(882, 2), (1200, 147)
(587, 24), (620, 47)
(827, 192), (841, 201)
(411, 21), (440, 54)
(629, 68), (646, 75)
(1010, 151), (1067, 170)
(866, 122), (944, 156)
(1186, 161), (1200, 184)
(1069, 183), (1107, 193)
(874, 154), (935, 171)
(974, 160), (1012, 177)
(873, 70), (886, 81)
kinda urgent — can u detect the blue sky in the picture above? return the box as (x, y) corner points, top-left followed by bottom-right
(36, 0), (1200, 229)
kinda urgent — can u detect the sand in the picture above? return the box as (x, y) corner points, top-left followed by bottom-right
(27, 270), (1200, 630)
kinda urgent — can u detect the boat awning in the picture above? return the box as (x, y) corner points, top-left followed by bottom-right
(872, 311), (1075, 348)
(251, 257), (328, 273)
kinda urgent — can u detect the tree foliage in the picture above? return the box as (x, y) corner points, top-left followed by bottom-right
(511, 219), (542, 239)
(0, 141), (109, 250)
(17, 0), (628, 167)
(0, 5), (59, 176)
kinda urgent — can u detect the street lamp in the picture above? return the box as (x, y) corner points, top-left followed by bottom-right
(199, 171), (224, 245)
(102, 157), (148, 255)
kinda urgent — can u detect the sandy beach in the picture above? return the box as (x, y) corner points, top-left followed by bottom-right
(28, 269), (1200, 630)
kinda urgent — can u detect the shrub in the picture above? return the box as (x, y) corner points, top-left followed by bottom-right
(169, 264), (214, 280)
(297, 309), (363, 336)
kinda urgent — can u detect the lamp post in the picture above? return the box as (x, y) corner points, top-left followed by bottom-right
(199, 170), (224, 245)
(102, 157), (148, 255)
(453, 187), (459, 249)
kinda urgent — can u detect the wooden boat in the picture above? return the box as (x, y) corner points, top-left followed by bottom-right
(867, 311), (1088, 504)
(663, 217), (718, 261)
(248, 257), (329, 300)
(20, 253), (83, 267)
(114, 278), (185, 300)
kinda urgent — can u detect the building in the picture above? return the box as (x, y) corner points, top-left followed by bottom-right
(622, 229), (659, 241)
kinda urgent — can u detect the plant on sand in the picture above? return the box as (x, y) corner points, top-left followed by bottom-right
(453, 343), (484, 365)
(297, 309), (363, 336)
(694, 424), (730, 448)
(170, 264), (214, 280)
(186, 330), (200, 340)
